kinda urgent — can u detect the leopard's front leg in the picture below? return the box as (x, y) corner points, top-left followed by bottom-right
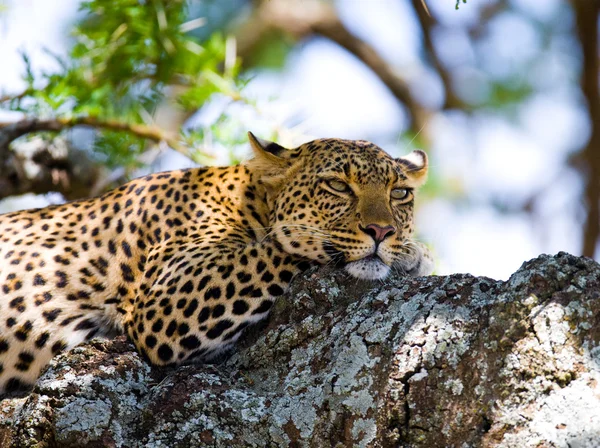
(125, 239), (311, 366)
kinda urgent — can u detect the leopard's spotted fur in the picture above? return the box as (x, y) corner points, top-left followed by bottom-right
(0, 134), (432, 392)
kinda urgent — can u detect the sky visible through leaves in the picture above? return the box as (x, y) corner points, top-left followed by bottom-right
(0, 0), (589, 279)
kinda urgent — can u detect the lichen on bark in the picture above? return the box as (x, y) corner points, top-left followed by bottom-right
(1, 252), (600, 447)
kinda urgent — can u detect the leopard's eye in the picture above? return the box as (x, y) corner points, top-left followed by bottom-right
(327, 179), (351, 193)
(391, 188), (411, 200)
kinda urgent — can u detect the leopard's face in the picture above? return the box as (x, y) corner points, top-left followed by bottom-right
(250, 137), (428, 280)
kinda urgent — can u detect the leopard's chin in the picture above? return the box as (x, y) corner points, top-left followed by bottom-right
(344, 255), (391, 280)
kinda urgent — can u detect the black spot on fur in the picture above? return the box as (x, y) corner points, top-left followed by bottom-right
(267, 284), (285, 296)
(206, 319), (234, 339)
(251, 300), (273, 315)
(157, 343), (173, 362)
(145, 335), (157, 349)
(232, 300), (249, 315)
(179, 335), (201, 350)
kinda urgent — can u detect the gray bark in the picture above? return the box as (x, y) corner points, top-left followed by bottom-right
(0, 135), (104, 201)
(1, 252), (599, 447)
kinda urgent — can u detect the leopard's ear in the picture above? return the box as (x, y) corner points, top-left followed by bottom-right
(248, 132), (289, 158)
(396, 150), (428, 187)
(247, 132), (296, 188)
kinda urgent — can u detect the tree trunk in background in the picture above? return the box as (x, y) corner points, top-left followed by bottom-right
(573, 0), (600, 258)
(1, 252), (600, 447)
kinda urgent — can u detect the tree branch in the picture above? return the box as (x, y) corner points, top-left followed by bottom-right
(0, 89), (32, 104)
(573, 0), (600, 257)
(0, 116), (188, 157)
(238, 0), (430, 136)
(0, 117), (191, 201)
(409, 0), (467, 110)
(311, 18), (428, 133)
(467, 0), (508, 39)
(0, 136), (106, 201)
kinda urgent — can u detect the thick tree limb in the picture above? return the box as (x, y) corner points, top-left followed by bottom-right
(2, 253), (599, 446)
(573, 0), (600, 257)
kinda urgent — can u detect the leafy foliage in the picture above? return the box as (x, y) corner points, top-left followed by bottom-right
(2, 0), (249, 171)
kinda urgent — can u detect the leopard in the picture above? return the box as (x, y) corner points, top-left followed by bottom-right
(0, 133), (433, 393)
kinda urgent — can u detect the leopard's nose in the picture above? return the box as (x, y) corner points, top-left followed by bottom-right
(360, 224), (396, 243)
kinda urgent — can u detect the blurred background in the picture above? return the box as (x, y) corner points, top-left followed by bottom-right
(0, 0), (597, 279)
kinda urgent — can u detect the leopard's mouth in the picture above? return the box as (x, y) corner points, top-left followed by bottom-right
(320, 240), (392, 280)
(344, 254), (391, 280)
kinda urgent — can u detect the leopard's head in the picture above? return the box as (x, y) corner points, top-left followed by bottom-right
(248, 132), (428, 280)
